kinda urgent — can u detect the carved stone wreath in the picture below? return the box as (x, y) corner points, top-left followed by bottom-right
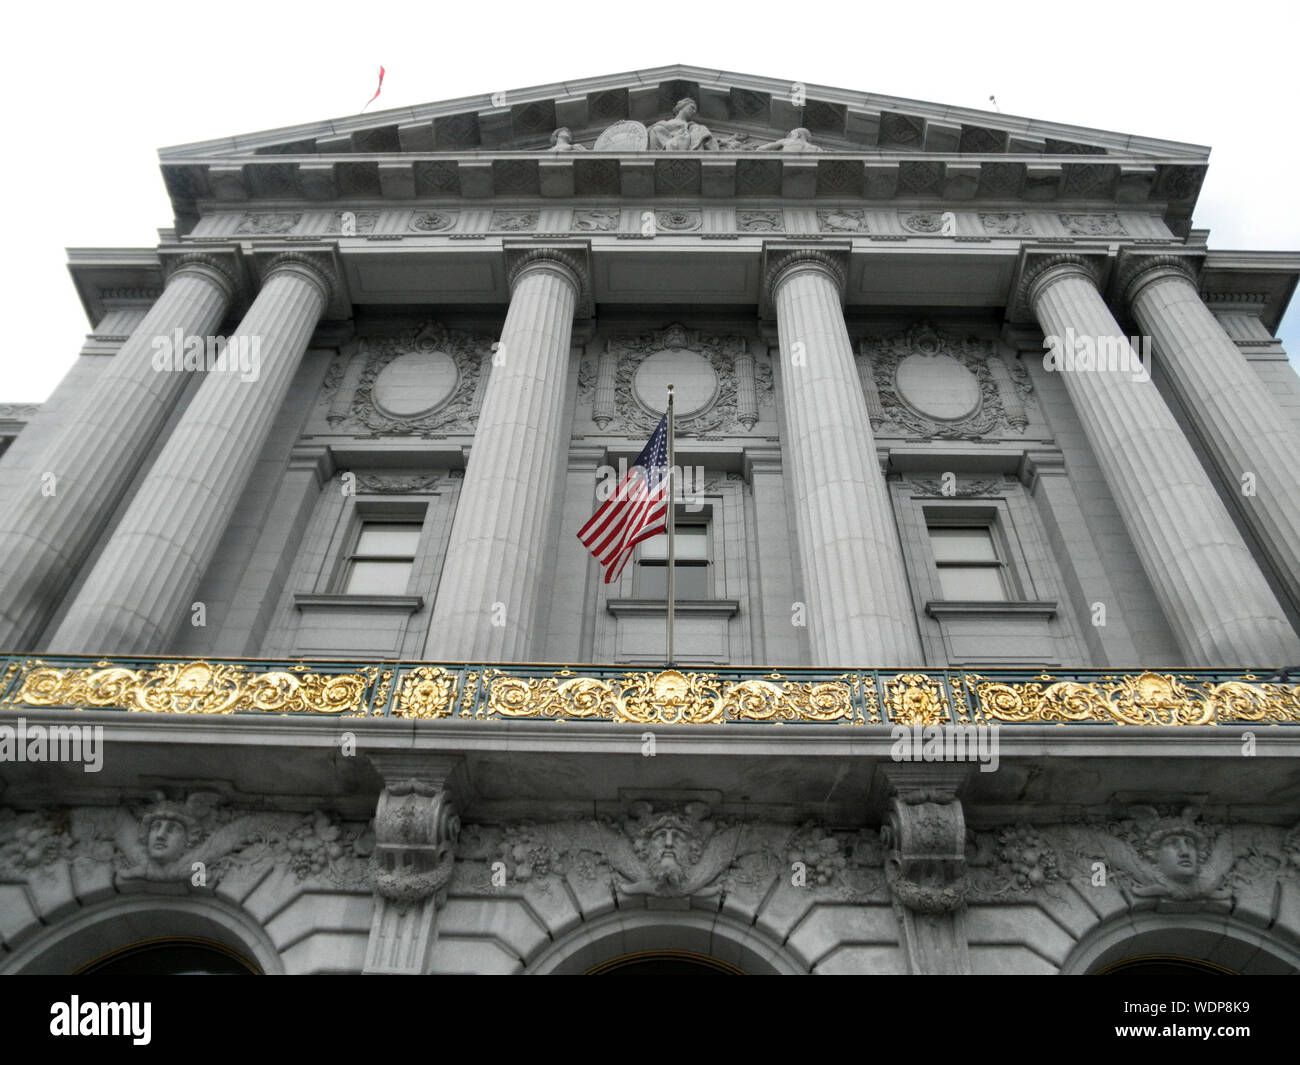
(581, 323), (773, 437)
(859, 322), (1033, 440)
(335, 322), (494, 436)
(409, 210), (457, 233)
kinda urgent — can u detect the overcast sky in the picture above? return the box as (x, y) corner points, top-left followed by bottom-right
(2, 0), (1296, 402)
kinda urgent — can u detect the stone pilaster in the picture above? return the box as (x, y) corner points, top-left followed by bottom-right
(766, 246), (923, 666)
(1024, 255), (1300, 664)
(48, 251), (337, 654)
(882, 768), (971, 975)
(0, 251), (239, 651)
(363, 756), (461, 975)
(1124, 255), (1300, 617)
(424, 248), (587, 661)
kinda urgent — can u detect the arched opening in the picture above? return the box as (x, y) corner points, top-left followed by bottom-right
(1061, 912), (1300, 976)
(1, 896), (283, 975)
(77, 936), (261, 975)
(526, 907), (804, 975)
(587, 949), (744, 975)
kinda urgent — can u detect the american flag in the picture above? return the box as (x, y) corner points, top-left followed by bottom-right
(578, 416), (670, 583)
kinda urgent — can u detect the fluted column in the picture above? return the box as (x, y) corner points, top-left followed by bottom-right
(1026, 257), (1300, 664)
(425, 250), (583, 661)
(1125, 256), (1300, 615)
(0, 253), (238, 651)
(768, 249), (923, 666)
(49, 253), (334, 653)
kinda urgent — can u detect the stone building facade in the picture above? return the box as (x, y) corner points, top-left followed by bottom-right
(1, 66), (1299, 974)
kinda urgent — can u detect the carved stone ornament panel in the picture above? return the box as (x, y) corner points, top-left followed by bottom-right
(0, 794), (373, 891)
(489, 209), (539, 232)
(453, 803), (887, 904)
(1059, 212), (1125, 236)
(572, 208), (619, 232)
(817, 208), (869, 233)
(327, 322), (495, 436)
(408, 210), (457, 233)
(236, 212), (302, 235)
(859, 323), (1033, 440)
(578, 323), (772, 437)
(979, 212), (1032, 236)
(737, 210), (783, 232)
(963, 808), (1300, 906)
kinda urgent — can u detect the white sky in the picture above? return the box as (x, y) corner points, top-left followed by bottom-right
(2, 0), (1297, 402)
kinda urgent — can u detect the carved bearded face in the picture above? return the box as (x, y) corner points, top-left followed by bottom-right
(1155, 832), (1199, 883)
(643, 819), (699, 888)
(148, 817), (188, 864)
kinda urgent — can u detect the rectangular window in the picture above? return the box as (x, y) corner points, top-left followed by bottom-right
(928, 524), (1006, 601)
(637, 523), (710, 599)
(344, 521), (422, 595)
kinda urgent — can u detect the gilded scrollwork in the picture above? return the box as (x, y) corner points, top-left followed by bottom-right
(967, 671), (1300, 725)
(394, 667), (458, 719)
(479, 667), (860, 724)
(884, 673), (952, 726)
(12, 660), (377, 717)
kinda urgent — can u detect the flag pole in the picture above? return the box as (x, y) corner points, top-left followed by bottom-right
(666, 385), (676, 667)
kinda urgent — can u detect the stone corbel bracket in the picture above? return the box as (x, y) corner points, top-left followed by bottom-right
(881, 766), (973, 974)
(363, 754), (465, 974)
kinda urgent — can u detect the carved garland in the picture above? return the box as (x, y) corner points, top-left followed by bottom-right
(579, 323), (772, 438)
(859, 322), (1033, 440)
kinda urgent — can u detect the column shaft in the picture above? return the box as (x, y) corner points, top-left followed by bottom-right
(425, 256), (578, 660)
(0, 260), (233, 650)
(1030, 262), (1300, 664)
(1129, 264), (1300, 614)
(48, 258), (330, 653)
(772, 254), (923, 666)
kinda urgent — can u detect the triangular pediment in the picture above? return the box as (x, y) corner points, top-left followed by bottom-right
(160, 64), (1208, 162)
(155, 65), (1209, 236)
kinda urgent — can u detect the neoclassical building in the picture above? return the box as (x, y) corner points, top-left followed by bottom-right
(1, 65), (1299, 975)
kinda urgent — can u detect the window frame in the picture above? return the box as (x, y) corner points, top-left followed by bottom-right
(634, 511), (713, 600)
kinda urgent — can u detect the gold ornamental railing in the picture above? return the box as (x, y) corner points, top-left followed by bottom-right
(1, 655), (1299, 727)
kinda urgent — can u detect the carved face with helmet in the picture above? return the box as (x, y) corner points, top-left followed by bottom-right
(1145, 821), (1206, 884)
(140, 802), (200, 865)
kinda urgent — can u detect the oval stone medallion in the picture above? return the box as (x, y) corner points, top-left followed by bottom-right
(894, 353), (980, 421)
(634, 349), (718, 416)
(372, 351), (459, 419)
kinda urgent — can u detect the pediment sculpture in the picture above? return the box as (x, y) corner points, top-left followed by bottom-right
(571, 98), (824, 152)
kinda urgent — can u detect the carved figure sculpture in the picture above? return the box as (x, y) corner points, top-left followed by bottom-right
(547, 127), (586, 152)
(755, 127), (823, 153)
(648, 98), (716, 151)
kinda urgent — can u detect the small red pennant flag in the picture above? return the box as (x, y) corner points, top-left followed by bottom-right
(362, 66), (385, 112)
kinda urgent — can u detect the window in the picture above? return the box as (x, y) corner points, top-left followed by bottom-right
(637, 522), (710, 599)
(928, 524), (1006, 601)
(343, 521), (422, 595)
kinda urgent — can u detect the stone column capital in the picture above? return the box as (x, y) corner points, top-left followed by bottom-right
(504, 241), (592, 316)
(1117, 251), (1201, 307)
(157, 247), (245, 303)
(250, 243), (349, 318)
(761, 242), (849, 315)
(1009, 248), (1108, 323)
